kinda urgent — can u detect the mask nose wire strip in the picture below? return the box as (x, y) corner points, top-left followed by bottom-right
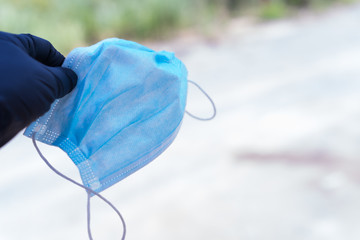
(185, 80), (217, 121)
(31, 133), (126, 240)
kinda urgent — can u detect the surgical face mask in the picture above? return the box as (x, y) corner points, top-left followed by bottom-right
(24, 38), (215, 240)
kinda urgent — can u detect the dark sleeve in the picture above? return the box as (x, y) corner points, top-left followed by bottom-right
(0, 97), (27, 147)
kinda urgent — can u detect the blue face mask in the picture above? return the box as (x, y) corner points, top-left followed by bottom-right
(25, 38), (188, 192)
(24, 38), (215, 240)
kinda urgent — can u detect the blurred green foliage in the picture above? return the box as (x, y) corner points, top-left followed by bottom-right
(0, 0), (357, 53)
(258, 0), (357, 19)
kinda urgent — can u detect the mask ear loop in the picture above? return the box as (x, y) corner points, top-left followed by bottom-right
(186, 80), (217, 121)
(87, 190), (93, 240)
(31, 133), (126, 240)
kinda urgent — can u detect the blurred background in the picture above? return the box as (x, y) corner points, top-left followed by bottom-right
(0, 0), (357, 53)
(1, 0), (360, 239)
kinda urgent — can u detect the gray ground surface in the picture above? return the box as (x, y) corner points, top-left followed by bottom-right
(1, 3), (360, 240)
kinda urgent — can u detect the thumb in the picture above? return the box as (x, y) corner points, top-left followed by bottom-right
(45, 66), (78, 99)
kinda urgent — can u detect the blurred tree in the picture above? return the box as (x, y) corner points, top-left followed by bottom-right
(285, 0), (310, 7)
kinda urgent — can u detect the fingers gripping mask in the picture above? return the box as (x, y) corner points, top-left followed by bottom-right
(25, 38), (188, 192)
(24, 38), (215, 239)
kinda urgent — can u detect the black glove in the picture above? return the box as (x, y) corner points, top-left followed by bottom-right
(0, 31), (78, 147)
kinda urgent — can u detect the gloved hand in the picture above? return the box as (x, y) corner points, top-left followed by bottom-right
(0, 31), (78, 147)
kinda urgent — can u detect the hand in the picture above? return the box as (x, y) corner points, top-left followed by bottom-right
(0, 31), (78, 147)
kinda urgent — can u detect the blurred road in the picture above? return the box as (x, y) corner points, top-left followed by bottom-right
(1, 3), (360, 240)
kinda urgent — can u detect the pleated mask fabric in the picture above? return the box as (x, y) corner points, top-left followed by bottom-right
(24, 38), (188, 193)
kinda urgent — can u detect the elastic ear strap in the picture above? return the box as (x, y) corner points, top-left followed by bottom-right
(31, 133), (126, 240)
(186, 80), (217, 121)
(87, 191), (93, 240)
